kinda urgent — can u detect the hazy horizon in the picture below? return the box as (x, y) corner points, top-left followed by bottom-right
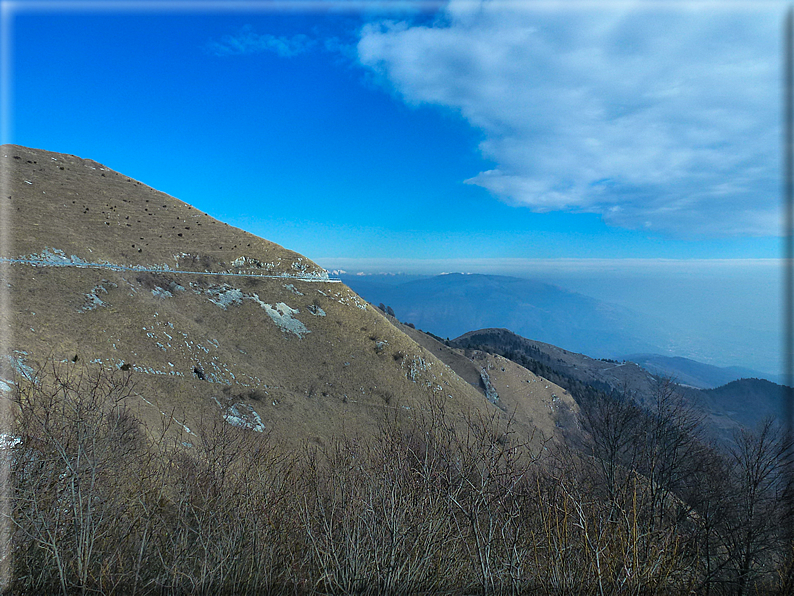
(320, 257), (782, 376)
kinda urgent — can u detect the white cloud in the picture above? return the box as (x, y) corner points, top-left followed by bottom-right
(357, 1), (786, 237)
(208, 25), (316, 57)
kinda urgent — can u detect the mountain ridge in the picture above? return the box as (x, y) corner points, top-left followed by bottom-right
(623, 352), (782, 388)
(341, 271), (673, 359)
(450, 327), (784, 444)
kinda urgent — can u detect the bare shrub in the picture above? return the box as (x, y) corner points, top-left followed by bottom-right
(9, 361), (147, 594)
(296, 428), (457, 594)
(5, 360), (794, 595)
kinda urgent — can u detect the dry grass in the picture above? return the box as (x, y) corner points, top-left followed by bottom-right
(5, 361), (792, 595)
(2, 144), (512, 451)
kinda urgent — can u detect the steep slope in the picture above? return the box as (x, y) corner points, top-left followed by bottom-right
(388, 316), (581, 445)
(453, 328), (784, 445)
(0, 145), (512, 447)
(454, 328), (660, 404)
(695, 378), (785, 434)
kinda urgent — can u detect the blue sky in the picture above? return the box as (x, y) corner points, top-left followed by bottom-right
(3, 0), (789, 371)
(6, 0), (787, 259)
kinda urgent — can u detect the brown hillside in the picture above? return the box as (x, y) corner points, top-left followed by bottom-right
(0, 145), (556, 448)
(393, 319), (580, 444)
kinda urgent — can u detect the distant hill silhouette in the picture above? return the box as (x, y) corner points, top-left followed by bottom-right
(695, 378), (785, 433)
(624, 353), (782, 388)
(342, 272), (672, 359)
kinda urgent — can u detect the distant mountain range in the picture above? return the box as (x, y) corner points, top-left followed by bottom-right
(449, 328), (785, 444)
(623, 353), (783, 388)
(342, 273), (782, 387)
(342, 272), (678, 361)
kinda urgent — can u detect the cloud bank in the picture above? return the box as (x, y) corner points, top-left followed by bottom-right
(357, 1), (784, 237)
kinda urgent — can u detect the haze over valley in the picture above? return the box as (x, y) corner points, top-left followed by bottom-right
(337, 269), (782, 380)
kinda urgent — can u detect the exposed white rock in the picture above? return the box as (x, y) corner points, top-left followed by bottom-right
(206, 285), (244, 309)
(308, 304), (326, 316)
(151, 286), (173, 299)
(232, 256), (264, 269)
(212, 397), (265, 432)
(480, 368), (500, 405)
(0, 435), (21, 449)
(262, 302), (309, 338)
(283, 283), (304, 295)
(81, 283), (114, 311)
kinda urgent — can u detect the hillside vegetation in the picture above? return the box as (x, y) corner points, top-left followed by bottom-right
(452, 328), (785, 445)
(7, 360), (793, 595)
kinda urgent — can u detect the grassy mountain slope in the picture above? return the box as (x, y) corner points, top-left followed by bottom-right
(387, 316), (581, 445)
(1, 145), (522, 447)
(453, 328), (660, 403)
(452, 327), (784, 444)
